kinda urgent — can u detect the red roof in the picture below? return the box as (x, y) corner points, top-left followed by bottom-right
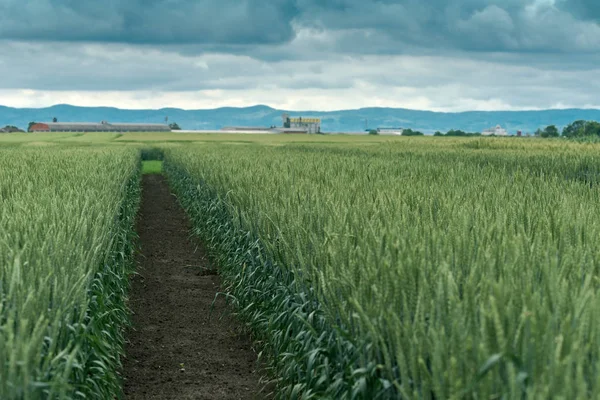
(29, 123), (50, 132)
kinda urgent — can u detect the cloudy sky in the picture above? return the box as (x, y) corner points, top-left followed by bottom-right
(1, 0), (600, 111)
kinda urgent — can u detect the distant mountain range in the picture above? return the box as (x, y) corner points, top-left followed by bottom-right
(2, 104), (600, 134)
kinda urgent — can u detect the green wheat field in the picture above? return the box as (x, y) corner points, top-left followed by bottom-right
(2, 132), (600, 398)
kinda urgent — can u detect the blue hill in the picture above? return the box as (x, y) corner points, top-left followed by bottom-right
(2, 104), (600, 134)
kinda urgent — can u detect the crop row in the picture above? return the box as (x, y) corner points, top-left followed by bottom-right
(164, 142), (600, 399)
(0, 148), (140, 399)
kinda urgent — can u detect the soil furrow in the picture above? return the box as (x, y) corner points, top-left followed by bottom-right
(123, 174), (263, 400)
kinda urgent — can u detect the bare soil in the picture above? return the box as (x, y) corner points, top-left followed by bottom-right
(123, 175), (265, 400)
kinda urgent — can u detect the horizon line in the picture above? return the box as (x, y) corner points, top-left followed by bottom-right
(3, 103), (600, 114)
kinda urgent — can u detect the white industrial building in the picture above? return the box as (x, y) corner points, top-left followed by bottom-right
(482, 125), (508, 136)
(282, 114), (321, 134)
(377, 128), (404, 135)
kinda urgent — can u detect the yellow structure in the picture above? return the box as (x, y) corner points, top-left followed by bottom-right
(289, 118), (321, 124)
(283, 114), (321, 133)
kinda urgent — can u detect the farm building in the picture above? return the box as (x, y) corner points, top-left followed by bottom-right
(377, 128), (404, 135)
(0, 126), (24, 133)
(273, 127), (313, 134)
(282, 114), (321, 134)
(219, 126), (275, 133)
(29, 121), (171, 133)
(221, 126), (272, 131)
(482, 125), (508, 136)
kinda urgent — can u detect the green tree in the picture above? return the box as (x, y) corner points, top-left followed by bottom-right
(169, 122), (181, 130)
(27, 122), (37, 132)
(447, 129), (467, 136)
(402, 128), (424, 136)
(443, 129), (480, 137)
(562, 120), (586, 137)
(434, 131), (444, 136)
(368, 129), (378, 135)
(1, 125), (24, 133)
(541, 125), (559, 138)
(583, 121), (600, 136)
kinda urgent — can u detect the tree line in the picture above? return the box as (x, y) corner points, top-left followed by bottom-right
(436, 120), (600, 138)
(559, 120), (600, 138)
(531, 121), (600, 138)
(434, 129), (480, 137)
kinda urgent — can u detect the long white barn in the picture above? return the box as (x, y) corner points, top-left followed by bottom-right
(30, 121), (171, 132)
(482, 125), (508, 136)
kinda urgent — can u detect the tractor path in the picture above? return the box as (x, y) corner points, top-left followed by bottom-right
(123, 174), (264, 400)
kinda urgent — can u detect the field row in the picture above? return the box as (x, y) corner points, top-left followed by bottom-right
(3, 139), (600, 399)
(0, 148), (140, 399)
(164, 142), (600, 398)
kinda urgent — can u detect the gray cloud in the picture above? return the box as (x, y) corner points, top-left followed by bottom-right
(1, 1), (600, 54)
(2, 1), (600, 112)
(558, 0), (600, 20)
(293, 0), (600, 53)
(2, 40), (600, 107)
(0, 0), (298, 45)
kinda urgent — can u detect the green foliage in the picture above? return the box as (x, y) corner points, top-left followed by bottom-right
(165, 159), (371, 398)
(140, 147), (165, 161)
(562, 120), (600, 138)
(584, 121), (600, 136)
(368, 129), (378, 135)
(568, 135), (600, 144)
(562, 120), (587, 137)
(541, 125), (559, 138)
(142, 160), (163, 174)
(401, 128), (424, 136)
(0, 148), (140, 399)
(445, 129), (481, 136)
(169, 122), (181, 130)
(164, 141), (600, 399)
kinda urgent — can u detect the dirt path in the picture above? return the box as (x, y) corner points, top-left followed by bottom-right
(123, 174), (264, 400)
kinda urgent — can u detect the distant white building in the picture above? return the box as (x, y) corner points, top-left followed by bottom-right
(377, 128), (404, 135)
(482, 125), (508, 136)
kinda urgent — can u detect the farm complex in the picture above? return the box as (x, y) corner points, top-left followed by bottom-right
(2, 132), (600, 399)
(221, 114), (322, 133)
(29, 121), (171, 132)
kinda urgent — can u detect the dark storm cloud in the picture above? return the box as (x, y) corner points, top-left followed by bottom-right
(292, 0), (600, 53)
(558, 0), (600, 20)
(3, 0), (600, 112)
(1, 0), (600, 54)
(0, 0), (298, 44)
